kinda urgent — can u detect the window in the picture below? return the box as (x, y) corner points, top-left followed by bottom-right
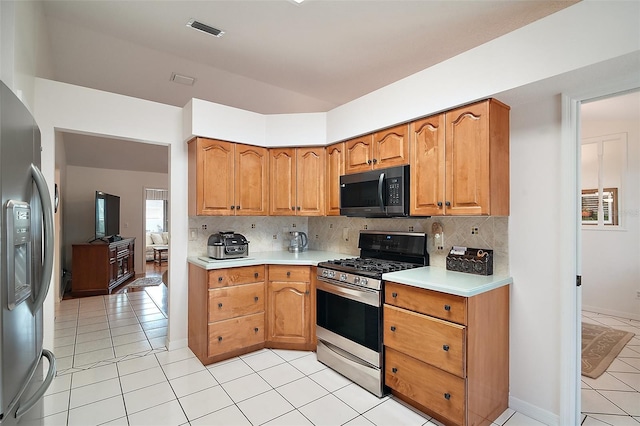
(145, 188), (168, 232)
(581, 133), (626, 228)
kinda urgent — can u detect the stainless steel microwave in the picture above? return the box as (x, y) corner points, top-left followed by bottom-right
(340, 165), (410, 217)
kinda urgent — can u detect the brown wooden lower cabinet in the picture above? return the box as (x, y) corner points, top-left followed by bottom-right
(71, 238), (135, 296)
(384, 281), (510, 426)
(188, 263), (316, 365)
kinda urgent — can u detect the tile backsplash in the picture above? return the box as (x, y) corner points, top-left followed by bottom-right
(188, 215), (509, 276)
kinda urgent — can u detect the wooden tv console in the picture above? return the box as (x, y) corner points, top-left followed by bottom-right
(72, 238), (135, 296)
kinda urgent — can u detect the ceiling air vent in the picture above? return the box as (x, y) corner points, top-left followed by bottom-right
(186, 19), (225, 38)
(170, 73), (196, 86)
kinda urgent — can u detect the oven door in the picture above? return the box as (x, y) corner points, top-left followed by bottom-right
(316, 278), (382, 368)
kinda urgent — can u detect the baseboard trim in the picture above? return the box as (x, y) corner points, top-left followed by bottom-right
(582, 305), (640, 321)
(509, 396), (559, 426)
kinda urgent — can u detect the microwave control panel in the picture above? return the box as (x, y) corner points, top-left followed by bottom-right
(387, 177), (403, 205)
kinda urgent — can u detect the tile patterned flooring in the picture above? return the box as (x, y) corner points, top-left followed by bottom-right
(26, 289), (638, 426)
(580, 311), (640, 425)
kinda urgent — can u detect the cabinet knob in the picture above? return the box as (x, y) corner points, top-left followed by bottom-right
(372, 158), (377, 164)
(297, 206), (301, 210)
(218, 303), (223, 308)
(444, 304), (451, 311)
(445, 201), (451, 207)
(230, 205), (235, 210)
(392, 367), (397, 373)
(254, 272), (259, 278)
(218, 276), (223, 282)
(287, 271), (291, 277)
(217, 336), (223, 342)
(437, 201), (443, 208)
(367, 160), (372, 165)
(254, 296), (259, 302)
(254, 327), (259, 333)
(444, 393), (451, 400)
(291, 206), (295, 211)
(391, 292), (398, 298)
(305, 290), (310, 295)
(390, 326), (396, 332)
(443, 344), (450, 352)
(236, 205), (240, 210)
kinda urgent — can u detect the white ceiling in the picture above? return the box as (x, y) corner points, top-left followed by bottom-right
(41, 0), (577, 115)
(46, 1), (636, 174)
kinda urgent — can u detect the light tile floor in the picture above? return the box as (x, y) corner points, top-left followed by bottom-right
(25, 288), (560, 425)
(581, 311), (640, 425)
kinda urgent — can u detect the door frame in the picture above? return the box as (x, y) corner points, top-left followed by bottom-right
(560, 79), (640, 425)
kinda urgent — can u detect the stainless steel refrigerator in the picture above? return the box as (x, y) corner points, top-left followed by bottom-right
(0, 81), (56, 425)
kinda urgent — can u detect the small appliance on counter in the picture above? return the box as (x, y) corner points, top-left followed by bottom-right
(288, 231), (308, 253)
(446, 246), (493, 275)
(207, 231), (249, 259)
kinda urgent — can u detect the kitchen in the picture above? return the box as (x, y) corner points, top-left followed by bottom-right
(2, 1), (639, 425)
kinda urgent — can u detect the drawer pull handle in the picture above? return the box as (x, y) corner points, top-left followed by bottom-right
(390, 326), (396, 332)
(254, 296), (259, 302)
(218, 303), (223, 308)
(254, 272), (259, 278)
(444, 393), (451, 400)
(443, 344), (449, 351)
(254, 327), (259, 333)
(217, 336), (223, 342)
(287, 271), (291, 277)
(218, 276), (223, 282)
(391, 292), (398, 298)
(444, 304), (451, 311)
(392, 367), (397, 373)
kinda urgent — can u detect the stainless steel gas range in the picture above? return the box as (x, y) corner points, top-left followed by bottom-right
(315, 230), (428, 397)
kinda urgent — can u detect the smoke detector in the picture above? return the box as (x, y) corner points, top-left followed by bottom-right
(186, 19), (225, 38)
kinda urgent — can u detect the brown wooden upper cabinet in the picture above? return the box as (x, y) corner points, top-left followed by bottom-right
(410, 99), (510, 216)
(344, 124), (410, 174)
(325, 142), (345, 216)
(269, 147), (325, 216)
(188, 138), (269, 216)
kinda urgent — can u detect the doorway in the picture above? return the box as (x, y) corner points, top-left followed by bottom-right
(577, 91), (640, 422)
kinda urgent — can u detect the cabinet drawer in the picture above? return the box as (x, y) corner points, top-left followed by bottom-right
(208, 265), (265, 289)
(386, 347), (465, 426)
(208, 282), (265, 322)
(208, 313), (264, 357)
(386, 281), (467, 325)
(384, 305), (466, 377)
(268, 265), (310, 282)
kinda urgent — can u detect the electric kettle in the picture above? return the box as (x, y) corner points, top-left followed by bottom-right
(288, 231), (308, 253)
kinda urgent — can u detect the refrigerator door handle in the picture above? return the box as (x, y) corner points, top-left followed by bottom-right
(14, 349), (56, 420)
(30, 164), (54, 313)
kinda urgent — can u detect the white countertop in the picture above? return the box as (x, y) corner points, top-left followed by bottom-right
(188, 251), (512, 297)
(187, 250), (348, 269)
(382, 266), (512, 297)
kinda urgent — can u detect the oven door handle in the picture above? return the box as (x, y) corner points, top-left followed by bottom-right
(316, 278), (380, 307)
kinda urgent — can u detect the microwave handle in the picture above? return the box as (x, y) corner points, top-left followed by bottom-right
(377, 172), (385, 212)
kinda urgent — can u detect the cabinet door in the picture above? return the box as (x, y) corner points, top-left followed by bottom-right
(325, 143), (344, 216)
(190, 138), (235, 216)
(267, 281), (310, 345)
(235, 144), (269, 215)
(445, 102), (491, 216)
(373, 124), (410, 169)
(410, 115), (446, 216)
(344, 135), (373, 174)
(269, 148), (296, 215)
(296, 147), (325, 216)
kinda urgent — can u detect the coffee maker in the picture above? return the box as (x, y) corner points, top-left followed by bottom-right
(288, 231), (308, 253)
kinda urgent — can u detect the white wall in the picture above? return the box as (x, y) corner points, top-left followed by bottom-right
(581, 118), (640, 320)
(33, 79), (188, 352)
(63, 165), (169, 274)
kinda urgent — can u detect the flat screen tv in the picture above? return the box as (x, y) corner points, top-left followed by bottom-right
(95, 191), (120, 239)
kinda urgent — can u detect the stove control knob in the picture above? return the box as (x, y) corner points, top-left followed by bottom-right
(340, 274), (348, 281)
(353, 277), (360, 285)
(360, 278), (368, 286)
(322, 270), (328, 277)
